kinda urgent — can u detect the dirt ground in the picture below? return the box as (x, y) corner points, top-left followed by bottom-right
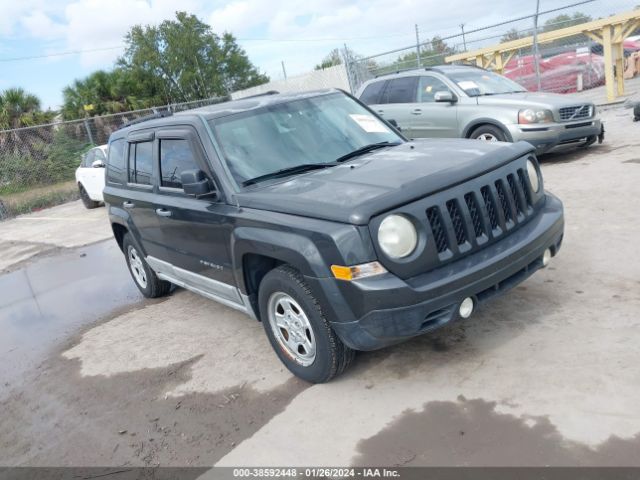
(1, 106), (639, 468)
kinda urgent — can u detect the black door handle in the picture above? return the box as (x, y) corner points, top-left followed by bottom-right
(123, 201), (135, 209)
(156, 208), (172, 217)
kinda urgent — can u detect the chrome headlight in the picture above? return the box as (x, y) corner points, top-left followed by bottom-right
(378, 214), (417, 259)
(518, 108), (553, 124)
(526, 159), (541, 193)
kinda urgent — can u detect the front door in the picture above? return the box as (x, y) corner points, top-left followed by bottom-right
(406, 75), (459, 138)
(85, 148), (106, 200)
(152, 128), (240, 306)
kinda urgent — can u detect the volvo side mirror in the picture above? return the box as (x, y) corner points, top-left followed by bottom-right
(435, 91), (457, 103)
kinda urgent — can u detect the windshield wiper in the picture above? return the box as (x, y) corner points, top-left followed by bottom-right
(242, 163), (337, 186)
(334, 141), (401, 163)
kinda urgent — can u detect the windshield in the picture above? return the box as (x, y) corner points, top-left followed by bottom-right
(448, 70), (527, 97)
(209, 92), (402, 186)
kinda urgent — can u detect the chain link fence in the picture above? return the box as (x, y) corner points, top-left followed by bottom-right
(0, 96), (226, 220)
(344, 0), (640, 95)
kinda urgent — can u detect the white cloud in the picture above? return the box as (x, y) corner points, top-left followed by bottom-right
(21, 11), (66, 39)
(3, 0), (624, 81)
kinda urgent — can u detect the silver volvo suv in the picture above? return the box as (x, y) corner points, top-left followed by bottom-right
(356, 65), (604, 154)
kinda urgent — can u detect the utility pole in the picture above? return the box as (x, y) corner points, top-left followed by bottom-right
(532, 0), (542, 91)
(415, 24), (421, 68)
(460, 23), (467, 51)
(281, 61), (287, 80)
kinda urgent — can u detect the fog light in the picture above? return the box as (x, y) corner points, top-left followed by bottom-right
(542, 248), (552, 267)
(459, 297), (474, 319)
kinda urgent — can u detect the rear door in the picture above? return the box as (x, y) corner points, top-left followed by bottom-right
(406, 75), (459, 138)
(122, 132), (167, 259)
(152, 127), (239, 303)
(377, 76), (419, 136)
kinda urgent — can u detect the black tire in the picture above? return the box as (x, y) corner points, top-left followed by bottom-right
(580, 135), (597, 148)
(258, 265), (355, 383)
(122, 233), (172, 298)
(79, 183), (100, 209)
(469, 124), (508, 142)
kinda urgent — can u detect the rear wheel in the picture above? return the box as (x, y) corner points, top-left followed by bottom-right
(258, 265), (355, 383)
(78, 183), (99, 209)
(469, 125), (507, 142)
(122, 233), (171, 298)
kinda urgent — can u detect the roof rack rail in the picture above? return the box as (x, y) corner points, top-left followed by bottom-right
(121, 110), (173, 129)
(374, 66), (435, 78)
(238, 90), (280, 100)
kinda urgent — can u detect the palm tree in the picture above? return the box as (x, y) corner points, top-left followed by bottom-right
(0, 88), (52, 130)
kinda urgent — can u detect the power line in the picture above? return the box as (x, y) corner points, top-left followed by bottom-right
(0, 32), (415, 63)
(0, 45), (124, 63)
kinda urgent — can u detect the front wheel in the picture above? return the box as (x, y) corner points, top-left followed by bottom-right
(469, 125), (507, 142)
(258, 265), (355, 383)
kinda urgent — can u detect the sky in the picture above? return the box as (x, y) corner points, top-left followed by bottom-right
(0, 0), (633, 110)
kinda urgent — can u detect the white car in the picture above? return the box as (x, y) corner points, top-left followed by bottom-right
(75, 145), (107, 209)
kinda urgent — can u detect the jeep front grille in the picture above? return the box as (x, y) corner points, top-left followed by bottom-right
(426, 207), (448, 253)
(425, 167), (535, 261)
(558, 104), (592, 121)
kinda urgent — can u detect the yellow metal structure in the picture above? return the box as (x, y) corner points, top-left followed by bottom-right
(445, 10), (640, 102)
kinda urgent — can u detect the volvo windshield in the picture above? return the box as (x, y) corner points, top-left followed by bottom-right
(448, 70), (527, 97)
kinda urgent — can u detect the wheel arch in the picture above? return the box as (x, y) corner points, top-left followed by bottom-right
(232, 227), (333, 320)
(111, 223), (129, 252)
(463, 119), (513, 142)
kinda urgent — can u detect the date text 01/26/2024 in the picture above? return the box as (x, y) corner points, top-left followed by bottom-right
(232, 468), (401, 478)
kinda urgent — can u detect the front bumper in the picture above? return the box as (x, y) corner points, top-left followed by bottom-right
(308, 193), (564, 351)
(507, 118), (602, 154)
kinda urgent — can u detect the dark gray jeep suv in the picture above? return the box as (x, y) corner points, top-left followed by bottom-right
(104, 89), (564, 383)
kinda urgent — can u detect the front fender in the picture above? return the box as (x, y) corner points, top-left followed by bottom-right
(231, 227), (331, 294)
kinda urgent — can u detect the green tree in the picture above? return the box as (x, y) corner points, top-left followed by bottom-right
(315, 48), (343, 70)
(389, 36), (454, 72)
(0, 88), (54, 130)
(61, 68), (164, 120)
(501, 28), (523, 42)
(118, 11), (268, 103)
(543, 12), (592, 32)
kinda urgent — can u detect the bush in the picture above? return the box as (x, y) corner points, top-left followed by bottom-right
(0, 129), (92, 193)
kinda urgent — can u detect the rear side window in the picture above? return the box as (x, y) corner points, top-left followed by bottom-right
(128, 141), (153, 185)
(159, 139), (199, 189)
(381, 77), (418, 104)
(106, 139), (125, 184)
(359, 81), (386, 105)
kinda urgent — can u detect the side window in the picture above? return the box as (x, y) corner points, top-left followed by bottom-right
(95, 149), (106, 162)
(381, 77), (418, 104)
(128, 141), (153, 186)
(159, 139), (199, 189)
(359, 81), (386, 105)
(418, 76), (452, 103)
(106, 139), (125, 184)
(83, 149), (95, 167)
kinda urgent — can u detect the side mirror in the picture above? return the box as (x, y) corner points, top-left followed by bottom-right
(181, 169), (216, 199)
(387, 119), (402, 131)
(91, 159), (105, 168)
(434, 91), (457, 103)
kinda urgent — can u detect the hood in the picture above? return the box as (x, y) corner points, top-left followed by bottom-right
(476, 91), (592, 110)
(236, 139), (534, 225)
